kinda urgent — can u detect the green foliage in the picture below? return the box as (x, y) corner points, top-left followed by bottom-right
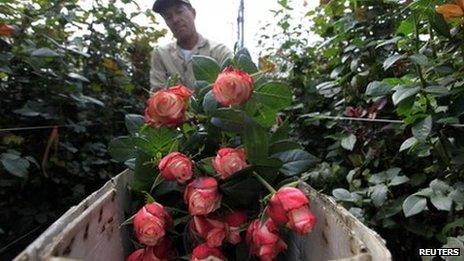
(0, 0), (165, 258)
(108, 49), (317, 258)
(260, 0), (464, 259)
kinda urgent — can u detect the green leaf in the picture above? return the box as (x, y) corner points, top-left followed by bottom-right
(392, 85), (420, 105)
(254, 82), (292, 128)
(365, 81), (393, 97)
(211, 108), (250, 133)
(237, 51), (258, 73)
(125, 114), (144, 135)
(428, 11), (451, 38)
(332, 188), (360, 202)
(375, 198), (404, 220)
(70, 93), (104, 107)
(411, 115), (432, 141)
(450, 189), (464, 204)
(409, 54), (429, 66)
(108, 137), (135, 162)
(68, 72), (90, 83)
(272, 149), (318, 176)
(396, 20), (414, 36)
(403, 195), (427, 217)
(270, 120), (290, 143)
(242, 119), (269, 165)
(389, 176), (410, 186)
(332, 188), (351, 200)
(315, 81), (340, 98)
(430, 179), (451, 193)
(0, 153), (30, 178)
(371, 184), (388, 207)
(341, 134), (356, 151)
(132, 150), (157, 192)
(430, 193), (452, 211)
(139, 127), (178, 154)
(220, 172), (261, 207)
(192, 55), (221, 83)
(31, 48), (61, 58)
(383, 54), (406, 71)
(255, 82), (292, 108)
(399, 137), (418, 152)
(202, 90), (218, 115)
(269, 140), (302, 155)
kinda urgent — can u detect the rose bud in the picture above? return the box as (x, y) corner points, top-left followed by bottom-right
(212, 147), (249, 179)
(158, 152), (193, 183)
(212, 67), (253, 106)
(127, 238), (176, 261)
(436, 2), (464, 20)
(0, 24), (15, 37)
(133, 202), (172, 246)
(144, 85), (193, 128)
(191, 244), (225, 261)
(246, 219), (287, 261)
(184, 177), (222, 216)
(266, 187), (317, 235)
(224, 210), (247, 244)
(190, 216), (226, 247)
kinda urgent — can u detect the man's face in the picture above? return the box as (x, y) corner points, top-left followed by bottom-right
(161, 3), (196, 42)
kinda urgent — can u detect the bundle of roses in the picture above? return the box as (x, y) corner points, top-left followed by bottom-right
(109, 50), (320, 260)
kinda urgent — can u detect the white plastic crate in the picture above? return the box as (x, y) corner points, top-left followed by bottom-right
(14, 170), (391, 261)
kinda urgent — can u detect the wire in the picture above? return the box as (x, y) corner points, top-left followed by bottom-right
(302, 114), (464, 128)
(0, 121), (125, 133)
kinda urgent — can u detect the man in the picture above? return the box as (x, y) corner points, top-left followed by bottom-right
(150, 0), (233, 91)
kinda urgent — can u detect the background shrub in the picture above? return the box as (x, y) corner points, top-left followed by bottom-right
(0, 0), (165, 259)
(259, 0), (464, 259)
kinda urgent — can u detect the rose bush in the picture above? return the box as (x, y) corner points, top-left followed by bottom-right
(109, 50), (319, 260)
(258, 0), (464, 259)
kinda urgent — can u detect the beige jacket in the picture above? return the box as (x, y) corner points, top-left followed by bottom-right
(150, 34), (233, 91)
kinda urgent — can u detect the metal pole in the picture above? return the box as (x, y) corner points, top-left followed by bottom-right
(237, 0), (244, 49)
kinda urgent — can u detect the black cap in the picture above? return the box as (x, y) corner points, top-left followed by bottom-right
(152, 0), (192, 13)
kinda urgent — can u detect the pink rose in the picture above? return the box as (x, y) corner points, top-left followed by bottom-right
(212, 148), (249, 179)
(158, 152), (193, 183)
(144, 85), (193, 128)
(266, 187), (317, 235)
(133, 202), (172, 246)
(212, 67), (253, 106)
(191, 244), (225, 261)
(184, 177), (222, 215)
(126, 238), (176, 261)
(246, 219), (287, 261)
(127, 249), (145, 261)
(224, 210), (247, 244)
(190, 216), (226, 247)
